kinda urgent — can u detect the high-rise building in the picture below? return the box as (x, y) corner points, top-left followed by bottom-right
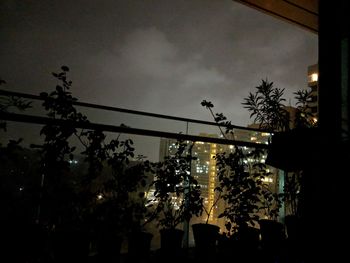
(159, 134), (228, 224)
(159, 130), (279, 227)
(307, 63), (319, 117)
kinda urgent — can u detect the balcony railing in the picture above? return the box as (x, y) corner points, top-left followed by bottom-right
(1, 88), (283, 255)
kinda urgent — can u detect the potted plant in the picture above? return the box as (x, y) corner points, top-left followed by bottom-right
(242, 80), (320, 261)
(258, 188), (285, 257)
(80, 130), (149, 262)
(201, 99), (275, 261)
(125, 158), (155, 261)
(242, 80), (316, 217)
(258, 172), (285, 248)
(201, 100), (264, 238)
(191, 190), (222, 253)
(35, 66), (93, 262)
(282, 171), (304, 245)
(148, 140), (203, 255)
(34, 66), (153, 261)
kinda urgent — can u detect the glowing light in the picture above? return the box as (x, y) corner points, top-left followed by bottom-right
(262, 177), (273, 183)
(97, 194), (104, 200)
(311, 73), (318, 82)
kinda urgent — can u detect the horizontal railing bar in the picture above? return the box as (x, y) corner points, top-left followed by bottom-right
(0, 89), (270, 133)
(0, 112), (269, 149)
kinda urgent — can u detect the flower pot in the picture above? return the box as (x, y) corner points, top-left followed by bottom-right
(52, 227), (90, 262)
(237, 226), (260, 252)
(160, 228), (184, 252)
(127, 231), (153, 260)
(266, 128), (322, 171)
(96, 233), (123, 262)
(192, 223), (220, 259)
(259, 219), (285, 254)
(192, 223), (220, 250)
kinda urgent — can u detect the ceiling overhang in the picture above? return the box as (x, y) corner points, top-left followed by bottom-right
(233, 0), (318, 34)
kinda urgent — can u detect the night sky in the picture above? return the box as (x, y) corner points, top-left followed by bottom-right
(0, 0), (317, 160)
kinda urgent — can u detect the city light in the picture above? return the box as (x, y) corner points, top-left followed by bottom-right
(311, 73), (318, 82)
(262, 177), (273, 183)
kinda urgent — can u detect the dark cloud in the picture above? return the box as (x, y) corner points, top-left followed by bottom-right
(0, 0), (317, 160)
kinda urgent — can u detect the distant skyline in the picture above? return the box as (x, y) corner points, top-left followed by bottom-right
(0, 0), (318, 160)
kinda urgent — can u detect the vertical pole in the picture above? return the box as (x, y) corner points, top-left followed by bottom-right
(182, 142), (193, 249)
(182, 123), (190, 249)
(36, 172), (45, 224)
(278, 170), (285, 223)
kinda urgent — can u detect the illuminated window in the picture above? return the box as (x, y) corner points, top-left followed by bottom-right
(311, 73), (318, 82)
(262, 177), (273, 183)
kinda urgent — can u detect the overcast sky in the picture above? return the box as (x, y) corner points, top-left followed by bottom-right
(0, 0), (318, 160)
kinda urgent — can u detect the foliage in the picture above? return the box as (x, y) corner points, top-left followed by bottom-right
(294, 89), (317, 128)
(0, 78), (32, 134)
(242, 79), (289, 132)
(148, 140), (203, 230)
(215, 148), (263, 235)
(242, 79), (317, 218)
(242, 79), (317, 132)
(260, 187), (283, 221)
(82, 134), (153, 237)
(1, 66), (156, 244)
(36, 66), (89, 228)
(283, 172), (302, 216)
(34, 66), (153, 239)
(0, 142), (42, 224)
